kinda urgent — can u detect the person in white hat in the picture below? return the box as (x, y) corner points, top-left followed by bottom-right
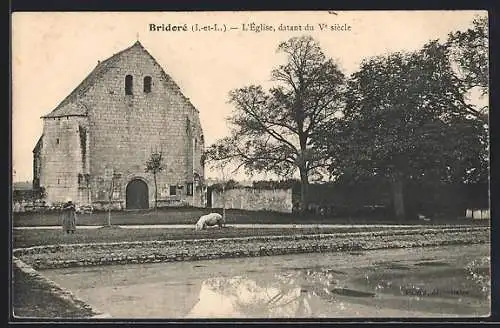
(61, 197), (77, 234)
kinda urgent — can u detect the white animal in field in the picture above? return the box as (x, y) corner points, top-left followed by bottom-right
(195, 213), (225, 230)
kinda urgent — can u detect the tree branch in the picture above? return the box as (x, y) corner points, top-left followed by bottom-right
(238, 100), (300, 154)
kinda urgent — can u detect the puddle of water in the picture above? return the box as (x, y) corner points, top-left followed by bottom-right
(41, 244), (490, 318)
(376, 263), (412, 270)
(330, 288), (376, 298)
(414, 261), (451, 267)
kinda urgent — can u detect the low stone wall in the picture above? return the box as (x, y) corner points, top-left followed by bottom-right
(211, 188), (293, 213)
(12, 257), (110, 319)
(15, 226), (490, 270)
(12, 226), (490, 319)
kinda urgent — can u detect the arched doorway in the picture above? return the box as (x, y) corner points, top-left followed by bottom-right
(126, 179), (149, 209)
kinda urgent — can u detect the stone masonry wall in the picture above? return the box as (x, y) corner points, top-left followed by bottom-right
(14, 227), (490, 270)
(39, 43), (204, 208)
(211, 188), (293, 213)
(40, 116), (89, 204)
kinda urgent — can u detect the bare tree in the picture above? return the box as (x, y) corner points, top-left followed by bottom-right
(145, 150), (165, 210)
(206, 36), (345, 212)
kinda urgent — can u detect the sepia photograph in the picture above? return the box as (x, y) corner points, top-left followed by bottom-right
(11, 10), (490, 320)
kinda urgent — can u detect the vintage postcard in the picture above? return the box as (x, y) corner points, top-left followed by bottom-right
(11, 11), (490, 320)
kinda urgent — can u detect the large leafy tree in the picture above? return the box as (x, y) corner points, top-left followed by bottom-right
(445, 16), (489, 181)
(447, 15), (489, 123)
(319, 40), (487, 220)
(206, 36), (345, 211)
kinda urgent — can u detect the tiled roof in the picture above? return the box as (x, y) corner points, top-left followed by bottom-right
(32, 135), (43, 153)
(42, 42), (140, 118)
(42, 41), (199, 118)
(42, 42), (135, 118)
(13, 181), (33, 191)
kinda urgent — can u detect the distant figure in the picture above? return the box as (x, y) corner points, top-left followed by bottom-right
(61, 198), (77, 234)
(195, 213), (224, 231)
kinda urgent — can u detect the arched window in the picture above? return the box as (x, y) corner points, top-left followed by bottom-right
(144, 76), (152, 93)
(125, 75), (133, 95)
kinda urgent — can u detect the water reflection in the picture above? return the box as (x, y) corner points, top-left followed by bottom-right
(41, 245), (490, 318)
(186, 255), (490, 318)
(187, 276), (301, 317)
(187, 276), (312, 317)
(186, 266), (377, 318)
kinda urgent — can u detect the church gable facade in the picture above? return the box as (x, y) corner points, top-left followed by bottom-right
(34, 41), (205, 209)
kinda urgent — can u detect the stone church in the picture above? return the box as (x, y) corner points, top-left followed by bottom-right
(33, 41), (205, 209)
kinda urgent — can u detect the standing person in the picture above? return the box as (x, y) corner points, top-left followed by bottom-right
(61, 198), (77, 234)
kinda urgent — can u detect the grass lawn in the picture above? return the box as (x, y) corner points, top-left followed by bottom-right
(13, 226), (404, 249)
(12, 207), (482, 227)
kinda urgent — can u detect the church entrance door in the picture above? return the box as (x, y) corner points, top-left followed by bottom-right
(126, 179), (149, 209)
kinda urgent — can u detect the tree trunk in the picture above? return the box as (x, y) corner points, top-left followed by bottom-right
(299, 167), (309, 214)
(154, 173), (158, 210)
(107, 178), (113, 226)
(86, 180), (91, 207)
(391, 173), (405, 221)
(222, 184), (226, 224)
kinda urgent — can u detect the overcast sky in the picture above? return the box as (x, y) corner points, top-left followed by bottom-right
(12, 10), (487, 182)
